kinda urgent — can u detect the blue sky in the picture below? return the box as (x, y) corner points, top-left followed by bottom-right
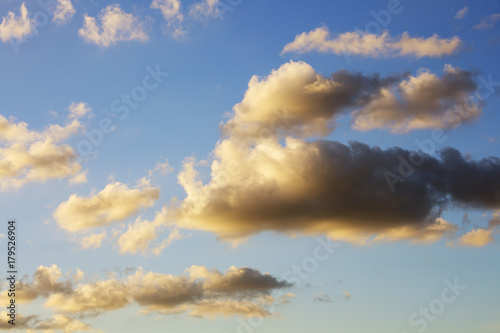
(0, 0), (499, 332)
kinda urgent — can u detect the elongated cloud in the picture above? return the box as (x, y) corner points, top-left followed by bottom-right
(223, 61), (480, 139)
(79, 4), (149, 47)
(53, 179), (160, 231)
(281, 27), (461, 58)
(0, 3), (34, 43)
(170, 61), (499, 245)
(15, 264), (292, 319)
(0, 103), (88, 191)
(151, 0), (186, 38)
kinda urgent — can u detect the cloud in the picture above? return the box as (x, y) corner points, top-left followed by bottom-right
(169, 61), (499, 245)
(78, 4), (149, 47)
(0, 3), (34, 43)
(53, 179), (160, 231)
(352, 65), (481, 133)
(117, 207), (169, 255)
(189, 0), (221, 20)
(53, 0), (76, 24)
(14, 265), (292, 319)
(342, 291), (351, 299)
(80, 232), (106, 249)
(151, 0), (185, 38)
(281, 27), (461, 58)
(314, 292), (332, 303)
(473, 13), (500, 30)
(455, 228), (494, 247)
(68, 102), (92, 119)
(222, 62), (480, 139)
(68, 169), (88, 185)
(454, 6), (468, 19)
(0, 103), (88, 191)
(0, 264), (73, 304)
(451, 211), (500, 247)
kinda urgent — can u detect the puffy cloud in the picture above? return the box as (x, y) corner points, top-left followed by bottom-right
(0, 3), (34, 43)
(189, 0), (221, 20)
(68, 169), (88, 185)
(53, 0), (76, 24)
(455, 228), (494, 247)
(15, 264), (292, 319)
(68, 102), (92, 119)
(78, 4), (149, 47)
(352, 65), (481, 133)
(80, 232), (106, 249)
(222, 62), (480, 139)
(46, 278), (129, 315)
(34, 314), (95, 332)
(0, 264), (73, 304)
(128, 265), (291, 317)
(281, 27), (461, 58)
(454, 6), (468, 19)
(473, 13), (500, 30)
(0, 104), (87, 191)
(451, 211), (500, 247)
(117, 207), (168, 255)
(151, 0), (186, 38)
(0, 312), (38, 329)
(53, 180), (160, 231)
(169, 61), (499, 245)
(173, 138), (483, 243)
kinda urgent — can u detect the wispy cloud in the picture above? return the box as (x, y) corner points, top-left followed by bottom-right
(281, 26), (461, 58)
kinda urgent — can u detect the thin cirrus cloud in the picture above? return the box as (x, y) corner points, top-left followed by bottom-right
(0, 2), (34, 43)
(0, 102), (90, 191)
(169, 61), (500, 245)
(281, 26), (461, 58)
(78, 4), (149, 47)
(2, 264), (293, 320)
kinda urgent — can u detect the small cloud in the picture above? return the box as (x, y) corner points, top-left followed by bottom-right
(314, 292), (332, 303)
(454, 6), (468, 19)
(78, 4), (149, 47)
(68, 170), (88, 185)
(67, 102), (92, 119)
(342, 291), (351, 299)
(80, 232), (106, 249)
(473, 13), (500, 30)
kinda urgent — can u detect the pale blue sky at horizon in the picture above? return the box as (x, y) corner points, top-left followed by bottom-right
(0, 0), (499, 332)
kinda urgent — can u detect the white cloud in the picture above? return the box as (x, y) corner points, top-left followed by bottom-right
(68, 102), (92, 119)
(151, 0), (185, 38)
(53, 0), (76, 24)
(0, 103), (87, 191)
(80, 232), (106, 249)
(15, 264), (293, 319)
(0, 3), (34, 43)
(53, 179), (160, 231)
(78, 4), (149, 47)
(189, 0), (221, 20)
(281, 27), (461, 58)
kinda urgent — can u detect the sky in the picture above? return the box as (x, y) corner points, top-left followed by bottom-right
(0, 0), (499, 332)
